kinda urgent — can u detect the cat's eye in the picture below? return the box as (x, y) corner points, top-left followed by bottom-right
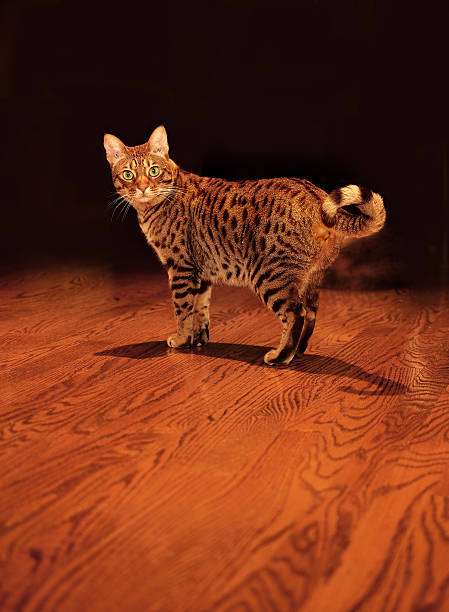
(148, 165), (160, 178)
(122, 170), (134, 180)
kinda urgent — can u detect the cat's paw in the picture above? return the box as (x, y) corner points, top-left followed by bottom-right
(167, 333), (192, 348)
(192, 325), (209, 347)
(263, 348), (294, 367)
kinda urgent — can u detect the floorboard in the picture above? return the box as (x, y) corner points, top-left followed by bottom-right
(1, 265), (449, 612)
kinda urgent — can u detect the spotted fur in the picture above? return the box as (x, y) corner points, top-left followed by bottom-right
(104, 126), (386, 366)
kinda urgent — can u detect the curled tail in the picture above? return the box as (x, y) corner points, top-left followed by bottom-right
(321, 185), (386, 237)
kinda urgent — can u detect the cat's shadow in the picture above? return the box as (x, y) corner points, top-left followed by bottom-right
(96, 341), (407, 396)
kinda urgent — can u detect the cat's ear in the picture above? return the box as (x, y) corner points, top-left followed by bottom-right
(148, 125), (169, 159)
(104, 134), (126, 165)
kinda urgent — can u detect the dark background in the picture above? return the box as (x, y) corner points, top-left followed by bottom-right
(2, 0), (448, 287)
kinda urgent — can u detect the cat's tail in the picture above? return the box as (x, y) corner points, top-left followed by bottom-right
(321, 185), (386, 237)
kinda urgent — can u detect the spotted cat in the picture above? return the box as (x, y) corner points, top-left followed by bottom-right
(104, 126), (385, 366)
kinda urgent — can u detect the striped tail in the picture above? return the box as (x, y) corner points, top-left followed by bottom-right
(321, 185), (386, 237)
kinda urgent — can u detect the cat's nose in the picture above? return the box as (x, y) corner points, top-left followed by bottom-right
(136, 186), (151, 197)
(136, 177), (150, 192)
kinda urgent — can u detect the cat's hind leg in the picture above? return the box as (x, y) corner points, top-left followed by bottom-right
(296, 286), (319, 355)
(262, 283), (305, 366)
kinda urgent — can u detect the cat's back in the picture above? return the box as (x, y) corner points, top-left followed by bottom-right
(195, 174), (327, 223)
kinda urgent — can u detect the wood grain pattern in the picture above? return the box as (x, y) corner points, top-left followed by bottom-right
(1, 265), (449, 612)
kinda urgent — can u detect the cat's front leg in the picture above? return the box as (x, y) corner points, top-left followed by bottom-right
(192, 280), (212, 346)
(167, 264), (202, 348)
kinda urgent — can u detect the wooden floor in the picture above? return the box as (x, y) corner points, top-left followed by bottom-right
(1, 265), (449, 612)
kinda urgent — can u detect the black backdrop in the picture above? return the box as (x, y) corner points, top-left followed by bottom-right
(2, 0), (448, 286)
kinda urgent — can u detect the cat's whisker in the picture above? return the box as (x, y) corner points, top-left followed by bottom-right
(120, 203), (131, 222)
(110, 200), (121, 213)
(158, 191), (184, 199)
(116, 202), (125, 221)
(110, 199), (127, 221)
(163, 194), (176, 205)
(107, 199), (124, 209)
(107, 194), (126, 209)
(158, 187), (188, 194)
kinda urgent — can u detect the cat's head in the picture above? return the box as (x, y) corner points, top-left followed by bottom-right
(104, 125), (177, 210)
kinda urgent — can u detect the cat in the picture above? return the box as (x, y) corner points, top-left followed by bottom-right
(104, 125), (385, 366)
